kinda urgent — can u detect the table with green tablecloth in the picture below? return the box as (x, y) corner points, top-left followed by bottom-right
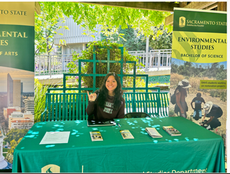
(12, 117), (225, 173)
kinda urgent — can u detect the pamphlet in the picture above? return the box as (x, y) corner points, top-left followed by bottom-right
(120, 130), (134, 139)
(145, 127), (163, 138)
(40, 131), (70, 144)
(163, 126), (181, 136)
(90, 131), (103, 141)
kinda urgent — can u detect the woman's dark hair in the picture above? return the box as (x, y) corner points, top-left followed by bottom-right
(96, 72), (123, 110)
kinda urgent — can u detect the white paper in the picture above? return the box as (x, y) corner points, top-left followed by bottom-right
(40, 131), (70, 145)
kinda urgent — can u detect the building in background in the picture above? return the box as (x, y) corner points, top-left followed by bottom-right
(10, 120), (34, 130)
(7, 74), (23, 108)
(23, 97), (34, 115)
(13, 80), (22, 108)
(8, 111), (33, 129)
(54, 16), (101, 54)
(6, 74), (13, 107)
(3, 107), (21, 120)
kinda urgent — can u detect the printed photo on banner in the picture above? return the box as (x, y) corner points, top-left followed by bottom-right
(0, 66), (34, 169)
(170, 59), (226, 132)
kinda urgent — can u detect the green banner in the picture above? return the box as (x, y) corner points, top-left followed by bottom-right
(0, 2), (34, 72)
(0, 24), (34, 71)
(173, 8), (227, 33)
(170, 8), (227, 153)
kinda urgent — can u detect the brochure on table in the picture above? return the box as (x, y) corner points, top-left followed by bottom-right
(40, 131), (71, 144)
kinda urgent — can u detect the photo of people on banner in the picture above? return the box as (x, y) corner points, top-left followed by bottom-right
(171, 77), (223, 131)
(169, 60), (226, 134)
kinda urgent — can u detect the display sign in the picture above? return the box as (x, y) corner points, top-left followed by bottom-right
(0, 2), (35, 170)
(169, 8), (227, 165)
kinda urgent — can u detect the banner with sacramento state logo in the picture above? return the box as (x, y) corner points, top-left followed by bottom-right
(169, 7), (226, 171)
(0, 2), (35, 170)
(172, 8), (226, 63)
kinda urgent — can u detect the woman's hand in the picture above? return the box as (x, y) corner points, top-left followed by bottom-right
(87, 91), (97, 102)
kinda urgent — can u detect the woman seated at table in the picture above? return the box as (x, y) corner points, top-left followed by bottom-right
(86, 72), (125, 120)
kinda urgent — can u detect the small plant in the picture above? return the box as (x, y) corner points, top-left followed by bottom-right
(210, 90), (216, 97)
(34, 79), (49, 122)
(220, 91), (227, 102)
(210, 90), (221, 98)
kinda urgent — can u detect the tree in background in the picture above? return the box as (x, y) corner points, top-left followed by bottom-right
(36, 2), (172, 52)
(4, 129), (28, 145)
(56, 2), (172, 37)
(5, 137), (23, 164)
(35, 2), (69, 73)
(149, 24), (172, 49)
(216, 65), (226, 80)
(35, 2), (68, 55)
(171, 61), (227, 80)
(8, 138), (23, 154)
(100, 26), (146, 51)
(100, 24), (172, 51)
(171, 63), (178, 74)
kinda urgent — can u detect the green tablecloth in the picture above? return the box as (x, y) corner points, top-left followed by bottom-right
(12, 117), (225, 173)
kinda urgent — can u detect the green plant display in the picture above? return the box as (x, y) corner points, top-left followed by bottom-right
(67, 40), (145, 91)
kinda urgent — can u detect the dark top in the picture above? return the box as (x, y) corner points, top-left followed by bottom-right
(86, 93), (125, 120)
(174, 86), (188, 114)
(191, 97), (205, 110)
(206, 104), (223, 118)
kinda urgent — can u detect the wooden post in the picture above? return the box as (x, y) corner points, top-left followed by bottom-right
(179, 2), (188, 7)
(217, 2), (227, 11)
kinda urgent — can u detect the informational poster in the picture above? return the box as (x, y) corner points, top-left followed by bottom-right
(169, 7), (227, 160)
(0, 2), (35, 169)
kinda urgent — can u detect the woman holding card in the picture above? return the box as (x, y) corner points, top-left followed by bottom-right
(86, 72), (125, 120)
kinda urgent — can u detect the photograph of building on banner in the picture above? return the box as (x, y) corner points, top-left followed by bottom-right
(0, 67), (34, 169)
(169, 8), (226, 140)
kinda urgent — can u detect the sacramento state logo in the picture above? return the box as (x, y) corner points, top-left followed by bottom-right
(179, 16), (186, 27)
(41, 164), (60, 173)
